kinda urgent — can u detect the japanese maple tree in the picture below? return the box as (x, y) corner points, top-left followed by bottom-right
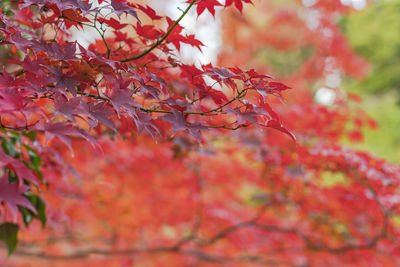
(0, 0), (399, 266)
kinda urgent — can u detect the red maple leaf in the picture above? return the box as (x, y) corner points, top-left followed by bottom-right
(192, 0), (222, 17)
(267, 120), (296, 141)
(0, 150), (38, 185)
(225, 0), (253, 13)
(35, 122), (97, 152)
(99, 17), (128, 30)
(136, 4), (162, 20)
(134, 22), (163, 40)
(110, 0), (139, 20)
(0, 176), (36, 220)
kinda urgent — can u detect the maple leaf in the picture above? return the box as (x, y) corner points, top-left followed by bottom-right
(20, 0), (48, 9)
(225, 0), (253, 13)
(0, 150), (38, 185)
(113, 31), (136, 48)
(136, 4), (162, 20)
(71, 61), (98, 83)
(266, 120), (296, 141)
(62, 9), (91, 29)
(140, 84), (161, 99)
(268, 81), (291, 92)
(70, 0), (93, 13)
(13, 7), (39, 29)
(162, 96), (188, 112)
(0, 176), (36, 220)
(35, 122), (97, 152)
(229, 108), (258, 125)
(146, 71), (167, 89)
(204, 67), (239, 90)
(204, 67), (239, 80)
(162, 109), (206, 142)
(162, 109), (187, 134)
(208, 89), (229, 105)
(54, 95), (88, 122)
(184, 35), (205, 51)
(110, 0), (139, 20)
(132, 110), (160, 139)
(251, 80), (290, 99)
(78, 43), (119, 70)
(87, 102), (117, 132)
(8, 32), (34, 54)
(77, 43), (97, 60)
(0, 75), (30, 105)
(106, 73), (132, 91)
(23, 0), (93, 13)
(186, 122), (207, 143)
(34, 41), (78, 61)
(45, 66), (77, 96)
(255, 96), (279, 121)
(244, 69), (272, 80)
(165, 18), (204, 51)
(193, 0), (222, 17)
(179, 64), (207, 88)
(108, 89), (138, 117)
(134, 22), (163, 40)
(20, 57), (51, 89)
(99, 17), (128, 30)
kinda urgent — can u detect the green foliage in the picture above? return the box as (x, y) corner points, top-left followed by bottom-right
(340, 1), (400, 163)
(0, 129), (46, 252)
(341, 0), (400, 96)
(256, 46), (314, 77)
(20, 194), (47, 227)
(23, 144), (43, 181)
(0, 223), (19, 255)
(321, 172), (347, 187)
(344, 92), (400, 164)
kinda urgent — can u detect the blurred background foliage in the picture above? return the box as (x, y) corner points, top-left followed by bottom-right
(341, 0), (400, 163)
(341, 0), (400, 96)
(247, 0), (400, 163)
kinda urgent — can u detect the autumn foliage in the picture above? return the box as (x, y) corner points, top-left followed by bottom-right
(0, 0), (399, 266)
